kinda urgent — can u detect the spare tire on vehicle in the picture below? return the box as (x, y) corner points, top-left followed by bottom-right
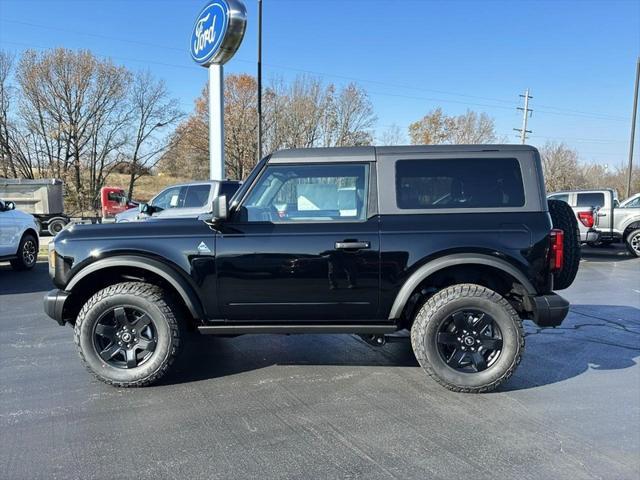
(547, 199), (580, 290)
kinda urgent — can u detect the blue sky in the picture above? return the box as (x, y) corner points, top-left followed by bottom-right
(0, 0), (638, 166)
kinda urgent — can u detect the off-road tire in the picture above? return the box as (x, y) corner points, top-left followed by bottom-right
(625, 229), (640, 257)
(548, 199), (580, 289)
(10, 233), (38, 271)
(410, 284), (524, 393)
(74, 282), (182, 387)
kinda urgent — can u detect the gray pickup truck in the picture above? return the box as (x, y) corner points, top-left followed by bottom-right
(548, 189), (640, 256)
(115, 180), (241, 223)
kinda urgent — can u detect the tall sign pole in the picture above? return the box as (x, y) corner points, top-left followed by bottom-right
(190, 0), (247, 181)
(627, 57), (639, 199)
(257, 0), (263, 160)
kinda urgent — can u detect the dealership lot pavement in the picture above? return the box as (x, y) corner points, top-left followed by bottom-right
(1, 246), (639, 480)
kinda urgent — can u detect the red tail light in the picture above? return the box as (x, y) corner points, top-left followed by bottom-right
(577, 211), (594, 228)
(549, 229), (564, 272)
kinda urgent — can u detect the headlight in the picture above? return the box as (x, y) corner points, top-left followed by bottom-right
(48, 242), (56, 278)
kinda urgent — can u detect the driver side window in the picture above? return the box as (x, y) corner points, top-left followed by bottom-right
(239, 163), (369, 223)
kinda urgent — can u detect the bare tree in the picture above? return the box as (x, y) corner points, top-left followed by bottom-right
(0, 50), (17, 178)
(540, 142), (583, 192)
(16, 49), (131, 210)
(125, 70), (183, 199)
(409, 108), (496, 145)
(325, 83), (376, 147)
(376, 124), (407, 146)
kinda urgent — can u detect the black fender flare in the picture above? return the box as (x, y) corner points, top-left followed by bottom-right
(66, 255), (204, 319)
(388, 253), (537, 319)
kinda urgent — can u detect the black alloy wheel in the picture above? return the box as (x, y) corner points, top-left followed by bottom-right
(411, 284), (524, 393)
(93, 306), (158, 369)
(74, 282), (182, 387)
(436, 309), (503, 373)
(22, 238), (37, 267)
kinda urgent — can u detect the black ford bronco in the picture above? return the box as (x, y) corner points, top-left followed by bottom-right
(44, 145), (579, 392)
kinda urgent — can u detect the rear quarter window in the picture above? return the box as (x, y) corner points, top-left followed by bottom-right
(395, 158), (525, 209)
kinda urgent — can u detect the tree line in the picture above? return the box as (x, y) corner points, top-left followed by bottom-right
(0, 49), (182, 212)
(1, 48), (637, 211)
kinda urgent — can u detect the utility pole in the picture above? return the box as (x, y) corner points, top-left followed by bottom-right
(626, 57), (639, 198)
(514, 89), (533, 144)
(257, 0), (263, 160)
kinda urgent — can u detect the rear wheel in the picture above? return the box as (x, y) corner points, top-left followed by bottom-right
(10, 234), (38, 271)
(411, 284), (524, 393)
(625, 229), (640, 257)
(47, 217), (67, 236)
(547, 199), (580, 289)
(74, 282), (182, 387)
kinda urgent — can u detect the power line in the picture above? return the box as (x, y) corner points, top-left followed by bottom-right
(0, 17), (628, 122)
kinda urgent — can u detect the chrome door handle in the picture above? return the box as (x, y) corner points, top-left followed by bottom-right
(335, 241), (370, 250)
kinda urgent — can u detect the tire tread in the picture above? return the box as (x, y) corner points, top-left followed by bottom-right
(410, 284), (524, 393)
(73, 282), (181, 388)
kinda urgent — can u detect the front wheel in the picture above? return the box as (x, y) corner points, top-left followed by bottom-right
(74, 282), (182, 387)
(625, 229), (640, 257)
(411, 284), (524, 393)
(10, 234), (38, 271)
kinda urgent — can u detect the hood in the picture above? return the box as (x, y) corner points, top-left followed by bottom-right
(56, 217), (211, 243)
(13, 209), (37, 224)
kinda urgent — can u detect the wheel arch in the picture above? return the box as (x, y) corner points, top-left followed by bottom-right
(65, 256), (204, 323)
(388, 253), (536, 321)
(19, 228), (39, 251)
(622, 220), (640, 239)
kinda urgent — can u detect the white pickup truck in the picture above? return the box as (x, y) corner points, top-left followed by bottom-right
(548, 189), (640, 257)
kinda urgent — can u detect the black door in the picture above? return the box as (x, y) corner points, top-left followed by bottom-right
(215, 163), (380, 321)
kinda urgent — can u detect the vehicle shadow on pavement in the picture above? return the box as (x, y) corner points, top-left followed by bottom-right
(161, 304), (640, 391)
(0, 262), (51, 295)
(504, 304), (640, 391)
(162, 332), (420, 386)
(580, 245), (637, 262)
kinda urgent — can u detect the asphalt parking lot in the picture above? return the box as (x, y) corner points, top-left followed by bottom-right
(1, 246), (639, 480)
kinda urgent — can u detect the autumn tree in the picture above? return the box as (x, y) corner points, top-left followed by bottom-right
(409, 108), (496, 145)
(225, 74), (258, 179)
(161, 74), (376, 180)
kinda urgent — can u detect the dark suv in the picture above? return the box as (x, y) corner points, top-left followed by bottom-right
(44, 145), (578, 393)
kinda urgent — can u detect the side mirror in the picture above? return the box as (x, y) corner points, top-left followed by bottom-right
(5, 201), (15, 211)
(138, 203), (152, 215)
(212, 195), (228, 221)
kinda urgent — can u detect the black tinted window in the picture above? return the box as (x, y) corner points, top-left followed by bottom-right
(396, 158), (525, 209)
(184, 185), (211, 208)
(576, 193), (605, 208)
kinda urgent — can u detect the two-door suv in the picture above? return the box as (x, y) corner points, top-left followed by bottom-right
(44, 145), (578, 392)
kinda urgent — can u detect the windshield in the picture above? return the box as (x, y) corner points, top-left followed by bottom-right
(230, 155), (270, 209)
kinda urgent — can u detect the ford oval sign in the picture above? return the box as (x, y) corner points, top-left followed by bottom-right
(190, 0), (247, 67)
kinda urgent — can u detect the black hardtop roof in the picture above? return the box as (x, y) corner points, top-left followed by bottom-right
(268, 144), (538, 163)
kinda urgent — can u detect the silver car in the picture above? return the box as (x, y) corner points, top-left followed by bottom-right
(116, 180), (241, 223)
